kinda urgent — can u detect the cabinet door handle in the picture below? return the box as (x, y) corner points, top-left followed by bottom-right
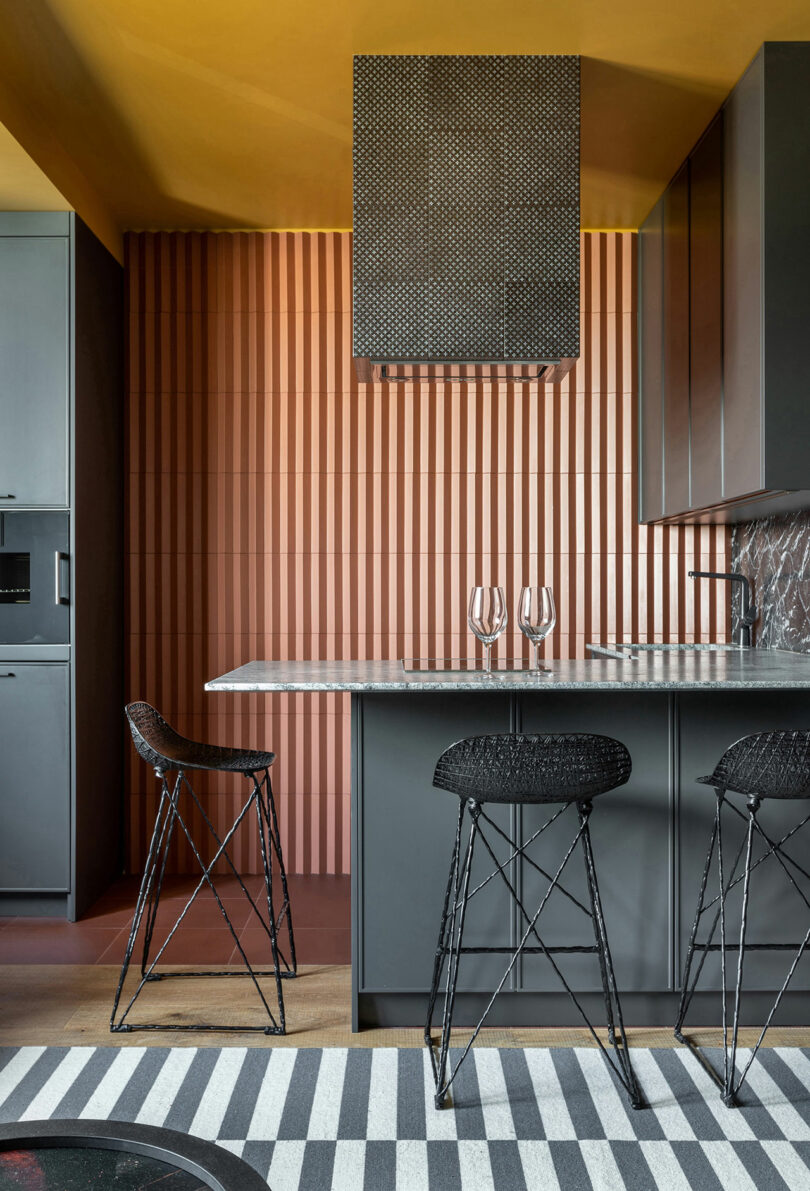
(0, 494), (15, 499)
(0, 672), (15, 678)
(54, 551), (70, 605)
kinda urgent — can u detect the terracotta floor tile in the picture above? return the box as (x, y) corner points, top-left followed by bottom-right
(95, 928), (131, 966)
(0, 876), (352, 965)
(235, 925), (350, 966)
(142, 928), (241, 967)
(1, 918), (72, 933)
(138, 896), (255, 933)
(287, 876), (350, 930)
(196, 874), (268, 898)
(92, 875), (143, 902)
(78, 901), (134, 929)
(0, 926), (122, 964)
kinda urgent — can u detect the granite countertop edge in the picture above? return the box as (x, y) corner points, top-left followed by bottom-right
(204, 651), (810, 693)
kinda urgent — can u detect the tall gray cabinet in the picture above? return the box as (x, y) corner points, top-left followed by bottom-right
(639, 42), (810, 524)
(0, 211), (123, 920)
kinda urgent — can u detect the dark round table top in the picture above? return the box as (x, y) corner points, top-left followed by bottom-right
(0, 1145), (208, 1190)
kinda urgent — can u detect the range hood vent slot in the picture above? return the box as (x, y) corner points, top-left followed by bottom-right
(352, 55), (581, 385)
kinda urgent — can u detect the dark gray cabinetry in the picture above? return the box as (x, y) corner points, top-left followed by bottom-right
(357, 694), (512, 997)
(678, 691), (810, 994)
(0, 664), (69, 891)
(723, 58), (763, 501)
(662, 164), (690, 517)
(638, 197), (664, 522)
(353, 689), (810, 1027)
(689, 115), (724, 510)
(639, 43), (810, 524)
(0, 213), (123, 920)
(0, 232), (69, 507)
(520, 694), (671, 993)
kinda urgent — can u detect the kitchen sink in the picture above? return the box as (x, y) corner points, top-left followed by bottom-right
(586, 642), (744, 659)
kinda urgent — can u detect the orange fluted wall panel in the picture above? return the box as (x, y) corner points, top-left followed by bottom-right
(124, 230), (731, 875)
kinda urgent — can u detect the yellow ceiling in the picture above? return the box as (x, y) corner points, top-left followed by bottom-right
(2, 0), (810, 260)
(0, 122), (70, 211)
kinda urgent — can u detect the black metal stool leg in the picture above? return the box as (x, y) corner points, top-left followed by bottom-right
(111, 771), (288, 1034)
(259, 768), (297, 975)
(427, 798), (646, 1111)
(253, 781), (287, 1033)
(424, 801), (466, 1053)
(578, 801), (645, 1109)
(721, 796), (757, 1104)
(673, 789), (746, 1104)
(140, 772), (181, 979)
(431, 803), (478, 1108)
(110, 778), (172, 1030)
(673, 791), (810, 1106)
(674, 792), (721, 1043)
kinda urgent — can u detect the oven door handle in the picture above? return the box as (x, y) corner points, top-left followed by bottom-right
(54, 551), (70, 606)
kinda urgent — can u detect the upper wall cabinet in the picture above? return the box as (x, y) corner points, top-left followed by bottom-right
(662, 163), (690, 518)
(0, 217), (69, 508)
(639, 43), (810, 524)
(689, 114), (724, 511)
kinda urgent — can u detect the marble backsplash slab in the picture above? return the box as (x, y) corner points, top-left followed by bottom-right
(733, 510), (810, 653)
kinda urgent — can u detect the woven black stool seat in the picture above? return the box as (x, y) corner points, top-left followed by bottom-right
(676, 729), (810, 1106)
(425, 730), (644, 1113)
(434, 732), (631, 804)
(127, 701), (275, 774)
(697, 730), (810, 800)
(111, 702), (296, 1037)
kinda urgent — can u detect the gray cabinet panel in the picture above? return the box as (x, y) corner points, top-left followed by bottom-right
(639, 197), (664, 523)
(0, 664), (69, 890)
(663, 164), (690, 516)
(357, 693), (512, 992)
(689, 115), (724, 510)
(678, 691), (810, 992)
(722, 52), (763, 500)
(761, 45), (810, 491)
(0, 237), (69, 507)
(520, 693), (672, 992)
(638, 45), (810, 523)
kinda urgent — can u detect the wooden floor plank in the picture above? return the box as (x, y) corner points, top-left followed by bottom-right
(3, 965), (810, 1050)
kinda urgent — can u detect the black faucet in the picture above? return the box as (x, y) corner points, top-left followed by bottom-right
(688, 571), (758, 648)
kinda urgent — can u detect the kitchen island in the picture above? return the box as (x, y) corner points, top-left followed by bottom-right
(207, 650), (810, 1028)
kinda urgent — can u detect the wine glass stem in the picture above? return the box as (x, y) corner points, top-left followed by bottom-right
(485, 643), (492, 672)
(535, 643), (542, 670)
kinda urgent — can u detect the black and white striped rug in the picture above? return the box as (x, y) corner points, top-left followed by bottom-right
(3, 1046), (810, 1189)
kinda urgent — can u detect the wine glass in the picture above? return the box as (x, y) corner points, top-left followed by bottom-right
(468, 586), (508, 672)
(518, 586), (556, 670)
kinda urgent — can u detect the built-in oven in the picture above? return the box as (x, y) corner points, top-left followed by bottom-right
(0, 512), (69, 645)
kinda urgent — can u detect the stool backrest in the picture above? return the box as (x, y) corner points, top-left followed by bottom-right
(125, 701), (187, 772)
(707, 730), (810, 799)
(433, 732), (632, 803)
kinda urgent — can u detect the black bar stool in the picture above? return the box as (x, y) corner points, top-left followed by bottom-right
(111, 702), (296, 1035)
(424, 732), (644, 1110)
(675, 730), (810, 1105)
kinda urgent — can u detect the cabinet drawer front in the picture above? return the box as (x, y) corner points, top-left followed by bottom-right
(0, 664), (69, 891)
(0, 237), (69, 508)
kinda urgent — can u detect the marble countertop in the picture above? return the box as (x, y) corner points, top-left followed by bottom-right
(205, 649), (810, 693)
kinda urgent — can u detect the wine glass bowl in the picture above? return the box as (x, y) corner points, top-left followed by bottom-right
(468, 586), (508, 672)
(518, 586), (556, 670)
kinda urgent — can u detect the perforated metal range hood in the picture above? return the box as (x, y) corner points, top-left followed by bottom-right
(352, 55), (580, 385)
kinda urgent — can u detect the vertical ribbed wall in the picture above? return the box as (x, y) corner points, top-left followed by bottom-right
(125, 230), (731, 875)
